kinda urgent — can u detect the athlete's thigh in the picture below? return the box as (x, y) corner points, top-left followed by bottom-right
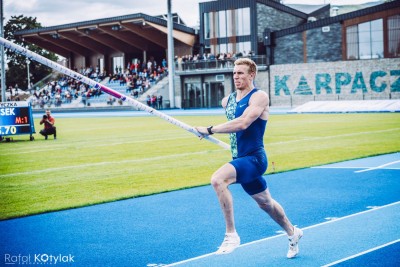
(212, 162), (237, 185)
(250, 187), (273, 205)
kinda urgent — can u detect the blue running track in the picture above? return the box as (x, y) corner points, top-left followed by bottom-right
(1, 153), (399, 266)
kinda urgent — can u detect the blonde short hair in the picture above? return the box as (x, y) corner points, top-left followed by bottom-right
(234, 58), (257, 76)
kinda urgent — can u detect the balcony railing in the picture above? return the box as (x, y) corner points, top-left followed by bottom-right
(175, 55), (268, 73)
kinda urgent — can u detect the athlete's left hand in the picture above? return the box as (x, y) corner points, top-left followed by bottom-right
(194, 126), (208, 139)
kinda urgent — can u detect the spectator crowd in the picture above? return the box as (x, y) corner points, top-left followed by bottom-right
(175, 51), (256, 71)
(6, 51), (258, 108)
(24, 56), (168, 108)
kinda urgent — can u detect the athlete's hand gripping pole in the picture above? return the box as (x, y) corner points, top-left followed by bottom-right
(0, 37), (230, 149)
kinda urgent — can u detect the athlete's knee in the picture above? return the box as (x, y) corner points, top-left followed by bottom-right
(256, 197), (274, 211)
(210, 174), (225, 190)
(211, 163), (236, 191)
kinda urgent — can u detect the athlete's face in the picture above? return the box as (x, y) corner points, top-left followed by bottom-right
(233, 64), (254, 91)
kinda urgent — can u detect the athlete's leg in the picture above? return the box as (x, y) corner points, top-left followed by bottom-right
(251, 188), (294, 235)
(211, 163), (237, 233)
(211, 163), (241, 254)
(252, 188), (303, 258)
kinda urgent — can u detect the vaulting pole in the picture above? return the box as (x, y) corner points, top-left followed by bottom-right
(0, 37), (230, 149)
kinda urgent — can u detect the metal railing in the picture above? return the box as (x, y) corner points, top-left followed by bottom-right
(175, 55), (267, 72)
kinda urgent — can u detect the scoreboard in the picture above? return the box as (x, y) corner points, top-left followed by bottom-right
(0, 101), (36, 140)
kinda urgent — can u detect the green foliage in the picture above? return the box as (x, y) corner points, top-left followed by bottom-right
(4, 15), (58, 89)
(0, 113), (399, 220)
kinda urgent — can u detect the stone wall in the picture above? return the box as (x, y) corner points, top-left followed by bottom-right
(274, 22), (343, 64)
(274, 33), (304, 64)
(256, 3), (304, 43)
(269, 58), (400, 107)
(305, 23), (342, 63)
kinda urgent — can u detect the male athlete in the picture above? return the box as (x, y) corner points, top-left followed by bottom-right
(196, 58), (303, 258)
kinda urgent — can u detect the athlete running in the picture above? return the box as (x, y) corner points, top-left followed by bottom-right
(196, 58), (303, 257)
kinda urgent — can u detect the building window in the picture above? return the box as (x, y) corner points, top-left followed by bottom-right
(237, 42), (251, 55)
(346, 19), (383, 60)
(236, 8), (251, 36)
(204, 7), (250, 38)
(219, 10), (227, 38)
(227, 9), (235, 37)
(204, 13), (210, 39)
(346, 25), (358, 60)
(388, 15), (400, 57)
(204, 12), (217, 39)
(203, 7), (251, 54)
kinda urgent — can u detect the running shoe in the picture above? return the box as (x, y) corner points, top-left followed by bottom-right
(216, 232), (240, 254)
(287, 227), (303, 259)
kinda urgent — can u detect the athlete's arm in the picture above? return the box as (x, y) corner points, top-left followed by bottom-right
(211, 91), (268, 134)
(195, 91), (268, 136)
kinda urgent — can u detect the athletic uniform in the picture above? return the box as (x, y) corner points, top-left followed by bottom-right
(225, 88), (268, 195)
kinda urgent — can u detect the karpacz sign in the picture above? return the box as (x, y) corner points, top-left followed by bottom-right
(274, 70), (400, 96)
(0, 101), (35, 137)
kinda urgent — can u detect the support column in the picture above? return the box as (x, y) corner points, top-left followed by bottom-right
(167, 0), (175, 108)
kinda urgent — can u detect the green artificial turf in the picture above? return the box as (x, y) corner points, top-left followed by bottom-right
(0, 113), (399, 220)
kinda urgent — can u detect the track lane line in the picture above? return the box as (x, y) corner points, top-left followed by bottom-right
(321, 239), (400, 267)
(354, 160), (400, 173)
(165, 201), (400, 266)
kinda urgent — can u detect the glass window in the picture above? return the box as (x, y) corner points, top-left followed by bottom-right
(370, 19), (383, 58)
(219, 10), (226, 38)
(210, 45), (216, 55)
(219, 43), (228, 54)
(235, 9), (241, 36)
(346, 25), (358, 60)
(243, 42), (251, 55)
(236, 8), (250, 36)
(242, 8), (251, 35)
(346, 19), (383, 60)
(209, 12), (215, 38)
(228, 43), (234, 54)
(388, 15), (400, 57)
(204, 13), (210, 39)
(236, 42), (251, 55)
(358, 21), (371, 59)
(204, 8), (250, 54)
(227, 10), (234, 37)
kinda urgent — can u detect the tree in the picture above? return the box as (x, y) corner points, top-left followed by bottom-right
(4, 15), (58, 90)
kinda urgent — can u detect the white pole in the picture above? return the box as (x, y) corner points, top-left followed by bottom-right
(26, 58), (31, 90)
(0, 0), (5, 102)
(0, 37), (230, 149)
(167, 0), (175, 108)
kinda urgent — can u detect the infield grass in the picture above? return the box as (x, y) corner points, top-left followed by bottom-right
(0, 112), (399, 220)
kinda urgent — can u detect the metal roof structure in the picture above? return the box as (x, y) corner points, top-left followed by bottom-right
(14, 13), (196, 59)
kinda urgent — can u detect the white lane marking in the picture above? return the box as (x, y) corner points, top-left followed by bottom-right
(354, 160), (400, 173)
(321, 239), (400, 267)
(165, 201), (400, 266)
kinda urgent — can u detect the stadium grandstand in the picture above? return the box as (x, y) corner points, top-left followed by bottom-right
(9, 0), (400, 111)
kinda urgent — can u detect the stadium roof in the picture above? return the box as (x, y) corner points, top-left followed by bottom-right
(14, 13), (196, 59)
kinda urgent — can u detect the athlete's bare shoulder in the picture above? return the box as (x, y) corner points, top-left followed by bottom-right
(249, 90), (269, 119)
(250, 90), (269, 105)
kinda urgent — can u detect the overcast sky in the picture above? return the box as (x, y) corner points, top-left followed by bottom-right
(4, 0), (381, 28)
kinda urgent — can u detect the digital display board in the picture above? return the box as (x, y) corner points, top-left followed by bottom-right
(0, 101), (35, 137)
